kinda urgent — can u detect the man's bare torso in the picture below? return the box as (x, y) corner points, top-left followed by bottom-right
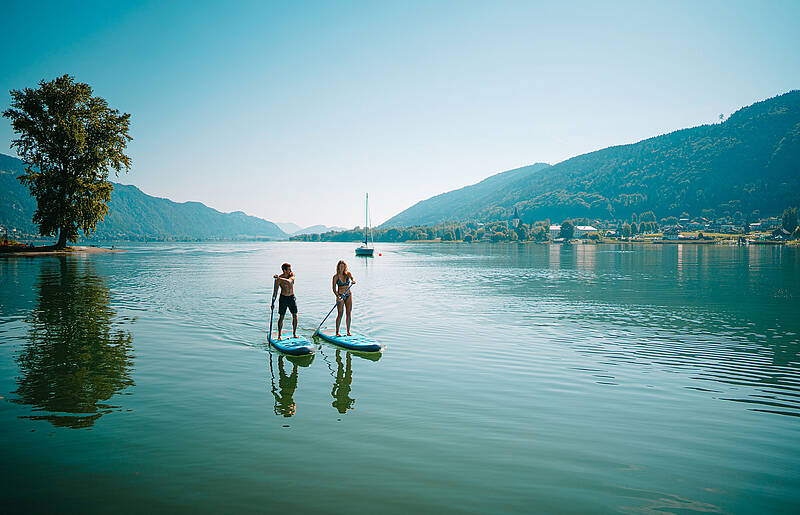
(278, 274), (295, 296)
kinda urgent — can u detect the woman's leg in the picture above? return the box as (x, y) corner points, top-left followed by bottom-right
(345, 296), (353, 336)
(335, 301), (344, 336)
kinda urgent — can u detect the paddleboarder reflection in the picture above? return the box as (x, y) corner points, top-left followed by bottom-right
(269, 354), (298, 417)
(331, 349), (355, 413)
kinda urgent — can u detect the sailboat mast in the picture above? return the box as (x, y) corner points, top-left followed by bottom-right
(364, 193), (369, 246)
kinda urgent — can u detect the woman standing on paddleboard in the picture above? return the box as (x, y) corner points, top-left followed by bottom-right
(332, 260), (356, 337)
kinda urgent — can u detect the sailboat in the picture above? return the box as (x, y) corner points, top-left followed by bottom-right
(355, 193), (374, 256)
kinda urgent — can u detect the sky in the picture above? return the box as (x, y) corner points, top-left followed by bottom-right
(1, 0), (799, 228)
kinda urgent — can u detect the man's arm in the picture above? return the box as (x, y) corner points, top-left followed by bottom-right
(273, 275), (295, 286)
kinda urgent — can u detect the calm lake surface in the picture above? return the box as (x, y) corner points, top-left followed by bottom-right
(1, 242), (799, 513)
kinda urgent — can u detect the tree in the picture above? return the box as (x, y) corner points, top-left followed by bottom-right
(4, 76), (132, 247)
(782, 207), (798, 233)
(533, 226), (548, 241)
(560, 220), (574, 239)
(622, 223), (632, 238)
(639, 211), (657, 223)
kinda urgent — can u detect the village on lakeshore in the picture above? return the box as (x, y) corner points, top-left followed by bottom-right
(290, 206), (800, 246)
(3, 207), (799, 251)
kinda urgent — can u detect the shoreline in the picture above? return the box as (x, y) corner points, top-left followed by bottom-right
(0, 245), (124, 256)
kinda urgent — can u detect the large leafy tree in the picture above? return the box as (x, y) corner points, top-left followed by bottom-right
(3, 75), (131, 248)
(560, 220), (575, 239)
(782, 207), (798, 233)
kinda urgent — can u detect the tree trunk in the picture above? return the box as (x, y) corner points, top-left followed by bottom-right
(56, 227), (68, 249)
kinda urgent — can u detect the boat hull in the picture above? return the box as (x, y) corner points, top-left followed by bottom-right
(355, 247), (374, 256)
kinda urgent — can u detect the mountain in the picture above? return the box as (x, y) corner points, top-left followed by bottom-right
(275, 222), (303, 234)
(382, 163), (550, 227)
(274, 222), (346, 236)
(384, 91), (800, 226)
(292, 224), (347, 236)
(0, 153), (287, 241)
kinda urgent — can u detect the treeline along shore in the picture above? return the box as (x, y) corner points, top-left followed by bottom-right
(291, 207), (800, 245)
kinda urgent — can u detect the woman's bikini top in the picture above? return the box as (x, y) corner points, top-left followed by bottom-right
(336, 274), (351, 287)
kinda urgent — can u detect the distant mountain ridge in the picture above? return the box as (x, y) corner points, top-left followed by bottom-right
(275, 222), (303, 234)
(383, 91), (800, 226)
(0, 153), (286, 241)
(276, 221), (347, 236)
(292, 224), (347, 235)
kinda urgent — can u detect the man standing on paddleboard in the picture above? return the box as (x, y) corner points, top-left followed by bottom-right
(272, 263), (299, 339)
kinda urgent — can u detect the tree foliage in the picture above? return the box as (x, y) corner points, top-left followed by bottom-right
(782, 207), (798, 232)
(560, 220), (575, 239)
(3, 75), (132, 247)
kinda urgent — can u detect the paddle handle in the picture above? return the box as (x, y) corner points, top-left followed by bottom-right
(314, 283), (354, 335)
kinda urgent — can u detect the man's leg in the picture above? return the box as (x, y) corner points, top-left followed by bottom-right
(292, 313), (298, 338)
(277, 314), (284, 339)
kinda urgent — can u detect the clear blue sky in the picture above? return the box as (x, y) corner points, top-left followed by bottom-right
(2, 0), (799, 227)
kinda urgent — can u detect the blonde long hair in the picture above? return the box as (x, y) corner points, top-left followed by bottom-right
(336, 260), (349, 277)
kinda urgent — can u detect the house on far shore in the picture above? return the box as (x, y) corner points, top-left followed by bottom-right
(662, 225), (681, 240)
(549, 224), (599, 238)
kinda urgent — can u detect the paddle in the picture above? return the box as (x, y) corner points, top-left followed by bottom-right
(313, 282), (354, 336)
(268, 279), (278, 341)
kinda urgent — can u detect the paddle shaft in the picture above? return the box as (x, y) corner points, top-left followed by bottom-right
(314, 282), (354, 335)
(268, 279), (277, 340)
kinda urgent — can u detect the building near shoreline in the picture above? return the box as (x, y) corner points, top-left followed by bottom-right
(549, 225), (597, 238)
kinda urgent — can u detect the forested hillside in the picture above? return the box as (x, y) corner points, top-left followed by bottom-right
(384, 91), (800, 226)
(0, 153), (286, 241)
(382, 163), (550, 227)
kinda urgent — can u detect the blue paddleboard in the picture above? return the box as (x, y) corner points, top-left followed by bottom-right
(268, 335), (315, 356)
(316, 332), (381, 352)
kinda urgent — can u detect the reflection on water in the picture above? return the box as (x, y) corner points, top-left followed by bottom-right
(2, 242), (799, 513)
(11, 257), (134, 428)
(331, 349), (355, 414)
(268, 343), (380, 417)
(268, 353), (313, 417)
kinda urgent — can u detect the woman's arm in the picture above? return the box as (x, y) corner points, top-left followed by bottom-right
(332, 275), (338, 295)
(348, 272), (356, 284)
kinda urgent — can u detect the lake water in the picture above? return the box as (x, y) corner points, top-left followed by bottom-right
(1, 242), (799, 513)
